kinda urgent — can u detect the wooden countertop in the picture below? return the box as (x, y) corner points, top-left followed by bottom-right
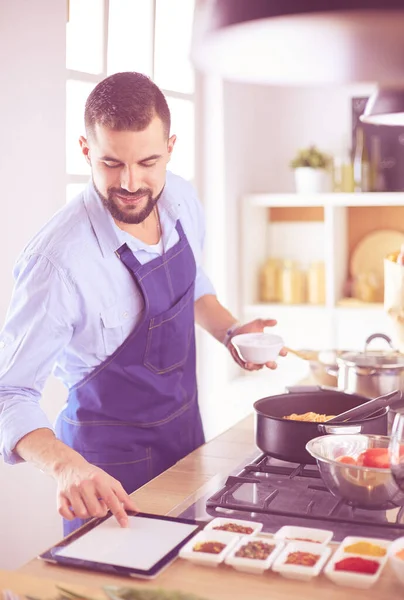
(11, 414), (404, 600)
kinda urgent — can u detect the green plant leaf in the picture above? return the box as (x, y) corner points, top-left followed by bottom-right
(290, 145), (331, 169)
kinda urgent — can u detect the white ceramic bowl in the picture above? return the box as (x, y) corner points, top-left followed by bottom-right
(388, 536), (404, 586)
(273, 525), (333, 546)
(271, 540), (331, 581)
(178, 530), (239, 567)
(231, 333), (284, 364)
(225, 536), (284, 574)
(324, 535), (390, 589)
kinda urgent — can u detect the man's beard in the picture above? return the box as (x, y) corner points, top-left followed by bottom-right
(94, 181), (163, 224)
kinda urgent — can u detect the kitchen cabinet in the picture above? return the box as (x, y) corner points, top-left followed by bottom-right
(241, 192), (404, 350)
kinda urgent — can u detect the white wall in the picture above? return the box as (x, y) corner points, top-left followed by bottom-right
(196, 81), (385, 439)
(222, 82), (376, 316)
(0, 0), (67, 569)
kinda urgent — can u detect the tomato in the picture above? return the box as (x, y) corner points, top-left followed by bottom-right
(356, 451), (367, 466)
(337, 455), (356, 465)
(361, 448), (390, 469)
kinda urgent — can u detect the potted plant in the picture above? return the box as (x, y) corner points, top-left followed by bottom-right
(290, 145), (333, 193)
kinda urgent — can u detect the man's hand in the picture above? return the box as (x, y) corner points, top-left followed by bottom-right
(55, 456), (138, 527)
(227, 318), (287, 371)
(15, 428), (138, 527)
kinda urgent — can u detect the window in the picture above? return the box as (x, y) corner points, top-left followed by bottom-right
(154, 0), (195, 94)
(107, 0), (154, 76)
(65, 0), (196, 201)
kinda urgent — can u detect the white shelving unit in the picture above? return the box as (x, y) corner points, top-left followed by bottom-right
(241, 192), (404, 350)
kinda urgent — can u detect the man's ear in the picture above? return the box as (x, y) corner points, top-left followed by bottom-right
(79, 136), (91, 165)
(167, 134), (176, 160)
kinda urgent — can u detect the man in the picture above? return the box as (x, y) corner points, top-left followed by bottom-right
(0, 72), (284, 534)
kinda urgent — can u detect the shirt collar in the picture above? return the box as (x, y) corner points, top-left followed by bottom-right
(83, 176), (179, 258)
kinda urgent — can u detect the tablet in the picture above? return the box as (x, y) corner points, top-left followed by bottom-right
(39, 512), (202, 579)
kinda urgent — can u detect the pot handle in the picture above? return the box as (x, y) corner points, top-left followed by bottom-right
(285, 385), (323, 394)
(317, 423), (363, 435)
(364, 333), (394, 352)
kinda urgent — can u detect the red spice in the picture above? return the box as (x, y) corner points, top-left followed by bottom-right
(193, 541), (226, 554)
(285, 551), (320, 567)
(334, 556), (379, 575)
(213, 523), (254, 534)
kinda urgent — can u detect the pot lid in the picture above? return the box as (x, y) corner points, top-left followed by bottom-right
(339, 349), (404, 369)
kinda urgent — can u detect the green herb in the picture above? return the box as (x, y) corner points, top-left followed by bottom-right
(103, 587), (211, 600)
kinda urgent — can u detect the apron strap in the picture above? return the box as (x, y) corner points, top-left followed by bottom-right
(115, 243), (143, 273)
(115, 219), (185, 272)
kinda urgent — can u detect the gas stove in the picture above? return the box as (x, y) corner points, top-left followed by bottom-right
(177, 452), (404, 542)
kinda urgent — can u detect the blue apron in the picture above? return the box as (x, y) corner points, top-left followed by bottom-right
(56, 220), (205, 535)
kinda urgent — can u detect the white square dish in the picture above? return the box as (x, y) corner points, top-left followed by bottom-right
(225, 537), (284, 574)
(178, 530), (239, 567)
(324, 537), (390, 589)
(273, 525), (333, 546)
(388, 536), (404, 587)
(204, 517), (262, 537)
(271, 540), (331, 581)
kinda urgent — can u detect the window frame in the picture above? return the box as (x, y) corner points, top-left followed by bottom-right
(65, 0), (196, 194)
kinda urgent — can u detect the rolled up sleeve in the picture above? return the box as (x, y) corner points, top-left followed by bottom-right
(181, 183), (216, 301)
(194, 265), (216, 301)
(0, 252), (77, 464)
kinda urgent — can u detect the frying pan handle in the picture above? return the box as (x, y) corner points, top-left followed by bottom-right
(326, 389), (402, 424)
(317, 424), (362, 435)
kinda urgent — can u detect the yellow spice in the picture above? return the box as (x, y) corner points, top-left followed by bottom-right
(344, 542), (386, 557)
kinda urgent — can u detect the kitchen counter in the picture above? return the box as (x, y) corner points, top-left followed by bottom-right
(15, 414), (404, 600)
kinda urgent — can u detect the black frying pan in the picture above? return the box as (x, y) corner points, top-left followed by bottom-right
(254, 386), (390, 464)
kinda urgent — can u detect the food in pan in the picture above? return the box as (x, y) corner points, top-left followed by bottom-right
(334, 556), (380, 574)
(193, 541), (226, 554)
(396, 549), (404, 561)
(343, 541), (386, 557)
(283, 412), (335, 422)
(213, 523), (254, 534)
(284, 551), (320, 566)
(235, 540), (275, 560)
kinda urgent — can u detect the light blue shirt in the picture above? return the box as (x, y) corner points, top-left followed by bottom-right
(0, 171), (215, 464)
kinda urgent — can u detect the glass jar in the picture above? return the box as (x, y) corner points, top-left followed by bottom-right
(280, 260), (306, 304)
(307, 261), (326, 305)
(259, 258), (281, 302)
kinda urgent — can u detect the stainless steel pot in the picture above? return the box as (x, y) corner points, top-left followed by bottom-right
(331, 333), (404, 431)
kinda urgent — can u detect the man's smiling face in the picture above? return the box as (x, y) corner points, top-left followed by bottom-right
(80, 115), (176, 224)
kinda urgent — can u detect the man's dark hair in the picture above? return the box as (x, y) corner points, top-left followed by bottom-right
(84, 72), (171, 138)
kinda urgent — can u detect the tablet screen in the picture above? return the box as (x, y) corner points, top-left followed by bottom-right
(40, 512), (201, 578)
